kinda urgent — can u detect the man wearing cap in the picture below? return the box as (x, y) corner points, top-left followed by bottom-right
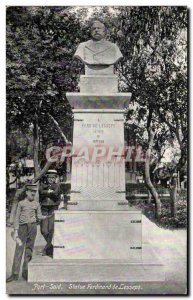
(6, 183), (48, 282)
(39, 170), (61, 256)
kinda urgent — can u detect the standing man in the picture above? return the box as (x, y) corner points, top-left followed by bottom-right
(39, 170), (61, 257)
(6, 183), (48, 282)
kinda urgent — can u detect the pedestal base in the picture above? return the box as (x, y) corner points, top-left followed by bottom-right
(80, 75), (118, 93)
(28, 244), (165, 282)
(53, 210), (142, 260)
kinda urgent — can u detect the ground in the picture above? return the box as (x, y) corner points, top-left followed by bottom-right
(6, 215), (187, 295)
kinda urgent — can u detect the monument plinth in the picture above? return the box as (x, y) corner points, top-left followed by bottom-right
(66, 93), (131, 210)
(28, 20), (164, 283)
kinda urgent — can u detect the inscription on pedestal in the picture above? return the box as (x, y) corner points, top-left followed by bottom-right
(70, 112), (126, 202)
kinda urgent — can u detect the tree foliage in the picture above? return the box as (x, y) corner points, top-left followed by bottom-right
(6, 7), (83, 147)
(115, 6), (187, 174)
(7, 6), (187, 180)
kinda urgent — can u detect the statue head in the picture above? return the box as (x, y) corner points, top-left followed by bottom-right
(90, 20), (106, 41)
(74, 18), (123, 67)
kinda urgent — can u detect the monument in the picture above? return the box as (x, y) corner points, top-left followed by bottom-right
(28, 20), (164, 283)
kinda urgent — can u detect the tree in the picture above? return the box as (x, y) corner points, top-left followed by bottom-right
(114, 7), (187, 218)
(6, 7), (82, 174)
(7, 7), (187, 220)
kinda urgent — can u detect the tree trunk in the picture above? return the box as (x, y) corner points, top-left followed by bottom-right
(147, 190), (152, 204)
(170, 187), (178, 218)
(33, 160), (54, 183)
(48, 113), (72, 145)
(145, 127), (161, 219)
(170, 176), (178, 218)
(33, 114), (40, 177)
(176, 144), (187, 184)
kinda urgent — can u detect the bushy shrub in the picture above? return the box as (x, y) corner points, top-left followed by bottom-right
(136, 195), (187, 229)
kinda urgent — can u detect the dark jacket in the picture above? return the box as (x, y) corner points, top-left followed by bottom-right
(39, 182), (60, 206)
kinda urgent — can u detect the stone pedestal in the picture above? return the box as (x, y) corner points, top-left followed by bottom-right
(28, 52), (164, 284)
(52, 93), (143, 262)
(65, 93), (130, 109)
(65, 94), (131, 211)
(53, 211), (142, 260)
(80, 75), (118, 93)
(28, 256), (165, 283)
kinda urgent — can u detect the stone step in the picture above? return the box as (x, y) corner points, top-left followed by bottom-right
(28, 257), (164, 282)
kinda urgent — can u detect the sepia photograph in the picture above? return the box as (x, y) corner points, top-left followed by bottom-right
(6, 5), (188, 295)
